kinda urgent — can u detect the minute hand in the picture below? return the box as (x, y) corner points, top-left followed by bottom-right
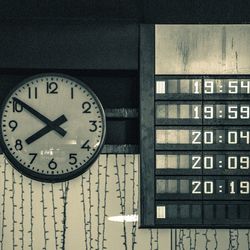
(12, 97), (66, 136)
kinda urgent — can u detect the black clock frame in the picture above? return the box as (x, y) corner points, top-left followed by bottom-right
(0, 73), (106, 183)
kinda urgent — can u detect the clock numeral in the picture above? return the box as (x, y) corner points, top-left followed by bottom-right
(28, 87), (38, 99)
(13, 101), (23, 113)
(69, 153), (77, 165)
(46, 82), (58, 94)
(81, 140), (91, 151)
(82, 102), (91, 113)
(48, 158), (57, 170)
(89, 120), (97, 132)
(9, 120), (18, 132)
(15, 139), (23, 151)
(71, 87), (74, 99)
(29, 153), (37, 164)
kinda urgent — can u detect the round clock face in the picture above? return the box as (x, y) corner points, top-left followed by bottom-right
(0, 74), (106, 182)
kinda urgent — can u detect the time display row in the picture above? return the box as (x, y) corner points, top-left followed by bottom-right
(156, 178), (250, 198)
(156, 103), (250, 124)
(156, 127), (250, 150)
(155, 78), (250, 95)
(156, 201), (250, 224)
(156, 153), (250, 173)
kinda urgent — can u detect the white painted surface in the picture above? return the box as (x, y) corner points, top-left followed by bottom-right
(156, 25), (250, 75)
(0, 155), (171, 250)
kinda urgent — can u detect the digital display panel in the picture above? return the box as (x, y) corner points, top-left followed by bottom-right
(141, 75), (250, 228)
(155, 78), (250, 100)
(156, 177), (250, 199)
(156, 152), (250, 174)
(156, 102), (250, 125)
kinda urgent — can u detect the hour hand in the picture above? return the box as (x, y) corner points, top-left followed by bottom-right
(25, 115), (67, 145)
(12, 97), (66, 136)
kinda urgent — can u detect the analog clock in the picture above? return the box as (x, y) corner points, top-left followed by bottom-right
(0, 74), (106, 182)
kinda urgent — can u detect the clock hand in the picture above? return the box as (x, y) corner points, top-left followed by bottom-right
(12, 97), (66, 136)
(25, 115), (67, 145)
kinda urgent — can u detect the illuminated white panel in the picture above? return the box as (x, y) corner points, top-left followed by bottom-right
(156, 80), (166, 94)
(156, 206), (166, 219)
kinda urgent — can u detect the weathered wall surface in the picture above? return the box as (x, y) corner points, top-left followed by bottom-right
(0, 154), (249, 249)
(156, 25), (250, 75)
(0, 155), (170, 250)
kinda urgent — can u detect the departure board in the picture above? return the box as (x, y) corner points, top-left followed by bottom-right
(140, 76), (250, 228)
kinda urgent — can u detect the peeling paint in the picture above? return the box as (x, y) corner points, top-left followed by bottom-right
(177, 40), (190, 72)
(235, 51), (239, 73)
(231, 38), (234, 50)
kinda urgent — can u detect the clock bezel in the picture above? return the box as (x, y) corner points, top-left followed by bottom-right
(0, 73), (106, 183)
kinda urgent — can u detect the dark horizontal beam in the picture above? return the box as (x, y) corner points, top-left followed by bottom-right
(0, 1), (250, 24)
(145, 0), (250, 24)
(0, 0), (141, 20)
(0, 22), (138, 70)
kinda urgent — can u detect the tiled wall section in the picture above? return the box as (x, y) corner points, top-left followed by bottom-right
(0, 154), (249, 250)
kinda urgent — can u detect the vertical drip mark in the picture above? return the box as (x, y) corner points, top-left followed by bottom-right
(11, 168), (17, 249)
(188, 230), (192, 249)
(156, 229), (159, 250)
(81, 175), (88, 250)
(229, 229), (232, 250)
(122, 154), (127, 250)
(97, 157), (101, 250)
(204, 229), (209, 249)
(51, 184), (58, 250)
(88, 170), (92, 250)
(213, 229), (218, 250)
(20, 175), (24, 250)
(170, 229), (173, 250)
(101, 155), (108, 250)
(246, 229), (250, 250)
(194, 229), (199, 250)
(235, 51), (239, 73)
(194, 230), (197, 249)
(187, 229), (198, 250)
(221, 26), (227, 71)
(114, 154), (127, 250)
(29, 180), (33, 250)
(235, 229), (239, 249)
(61, 181), (69, 250)
(41, 183), (48, 250)
(60, 183), (64, 250)
(228, 229), (239, 249)
(131, 155), (137, 250)
(175, 229), (177, 250)
(0, 159), (7, 250)
(178, 229), (185, 250)
(94, 155), (109, 249)
(150, 229), (153, 250)
(231, 37), (239, 73)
